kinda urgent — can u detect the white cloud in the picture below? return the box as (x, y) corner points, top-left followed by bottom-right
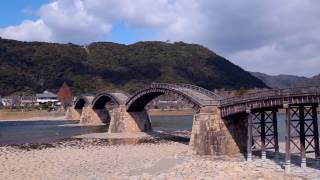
(0, 0), (319, 76)
(0, 0), (111, 44)
(0, 19), (51, 42)
(38, 0), (111, 44)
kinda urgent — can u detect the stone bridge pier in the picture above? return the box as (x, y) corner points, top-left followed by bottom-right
(190, 106), (246, 156)
(70, 92), (152, 132)
(66, 106), (82, 120)
(76, 105), (151, 132)
(122, 83), (244, 156)
(108, 105), (151, 133)
(70, 84), (247, 156)
(80, 106), (110, 124)
(66, 95), (95, 121)
(68, 104), (243, 156)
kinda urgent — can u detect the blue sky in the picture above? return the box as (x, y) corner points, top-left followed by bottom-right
(110, 22), (155, 45)
(0, 0), (319, 77)
(0, 0), (154, 45)
(0, 1), (47, 27)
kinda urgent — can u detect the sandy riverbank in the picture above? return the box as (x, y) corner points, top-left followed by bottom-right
(0, 110), (66, 121)
(0, 138), (314, 180)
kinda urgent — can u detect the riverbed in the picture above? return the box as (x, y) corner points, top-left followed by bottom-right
(1, 113), (319, 145)
(1, 114), (320, 179)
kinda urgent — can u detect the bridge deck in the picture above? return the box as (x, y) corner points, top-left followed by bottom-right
(171, 87), (217, 105)
(153, 83), (221, 106)
(220, 86), (320, 117)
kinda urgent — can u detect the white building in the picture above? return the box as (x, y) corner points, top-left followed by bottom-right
(36, 91), (59, 104)
(1, 96), (19, 107)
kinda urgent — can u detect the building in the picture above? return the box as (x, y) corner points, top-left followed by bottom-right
(0, 96), (21, 107)
(36, 91), (59, 104)
(20, 96), (37, 106)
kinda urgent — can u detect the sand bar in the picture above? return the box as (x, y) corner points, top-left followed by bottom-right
(1, 139), (317, 180)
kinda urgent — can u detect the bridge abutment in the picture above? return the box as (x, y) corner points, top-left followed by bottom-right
(190, 106), (244, 156)
(108, 105), (151, 133)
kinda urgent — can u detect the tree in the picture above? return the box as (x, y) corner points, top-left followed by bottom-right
(234, 87), (248, 97)
(57, 82), (73, 110)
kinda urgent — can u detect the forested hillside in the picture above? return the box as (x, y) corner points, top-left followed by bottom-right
(0, 38), (267, 95)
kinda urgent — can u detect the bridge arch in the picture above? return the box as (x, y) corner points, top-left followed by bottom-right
(126, 83), (221, 112)
(91, 92), (124, 109)
(123, 83), (224, 148)
(74, 96), (93, 109)
(66, 95), (94, 120)
(79, 91), (130, 125)
(69, 84), (243, 156)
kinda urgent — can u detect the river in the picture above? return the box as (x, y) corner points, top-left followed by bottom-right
(0, 113), (319, 145)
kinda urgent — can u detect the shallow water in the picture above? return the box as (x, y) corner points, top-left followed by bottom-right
(151, 115), (193, 131)
(0, 113), (319, 145)
(0, 120), (108, 145)
(0, 116), (193, 145)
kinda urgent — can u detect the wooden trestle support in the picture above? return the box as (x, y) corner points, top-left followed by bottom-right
(284, 104), (320, 172)
(247, 108), (279, 161)
(247, 104), (320, 173)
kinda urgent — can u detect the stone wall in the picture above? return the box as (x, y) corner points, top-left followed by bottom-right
(108, 105), (151, 133)
(190, 106), (244, 156)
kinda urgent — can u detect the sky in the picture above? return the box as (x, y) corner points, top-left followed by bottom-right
(0, 0), (319, 77)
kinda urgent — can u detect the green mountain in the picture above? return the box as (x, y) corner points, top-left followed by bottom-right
(251, 72), (320, 89)
(0, 37), (266, 96)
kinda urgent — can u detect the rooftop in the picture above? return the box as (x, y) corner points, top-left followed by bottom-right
(36, 91), (57, 98)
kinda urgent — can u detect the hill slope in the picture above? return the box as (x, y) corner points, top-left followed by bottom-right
(0, 38), (266, 95)
(251, 72), (320, 89)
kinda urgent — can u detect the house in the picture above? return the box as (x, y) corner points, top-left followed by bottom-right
(20, 96), (37, 106)
(36, 91), (59, 104)
(0, 96), (20, 107)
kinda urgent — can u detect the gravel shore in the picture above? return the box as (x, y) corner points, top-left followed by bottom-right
(0, 139), (314, 180)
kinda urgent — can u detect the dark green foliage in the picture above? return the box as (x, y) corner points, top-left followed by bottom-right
(0, 38), (267, 96)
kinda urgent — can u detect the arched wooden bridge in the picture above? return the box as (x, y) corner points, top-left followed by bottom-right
(126, 83), (221, 112)
(67, 83), (320, 173)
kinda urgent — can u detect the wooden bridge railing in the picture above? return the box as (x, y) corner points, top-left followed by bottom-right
(149, 83), (222, 105)
(221, 86), (320, 107)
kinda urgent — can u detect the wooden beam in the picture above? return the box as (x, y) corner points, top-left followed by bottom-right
(312, 104), (320, 160)
(260, 111), (266, 160)
(299, 105), (306, 169)
(247, 110), (253, 162)
(272, 109), (279, 155)
(285, 104), (291, 173)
